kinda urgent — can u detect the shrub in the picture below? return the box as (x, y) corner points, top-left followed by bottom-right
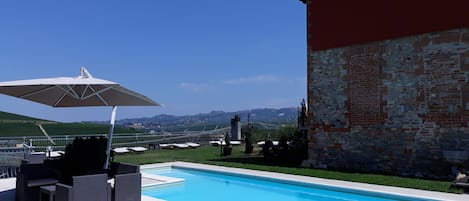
(60, 136), (108, 184)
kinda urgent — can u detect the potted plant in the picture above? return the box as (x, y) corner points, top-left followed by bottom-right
(60, 137), (108, 184)
(243, 124), (254, 154)
(223, 132), (232, 156)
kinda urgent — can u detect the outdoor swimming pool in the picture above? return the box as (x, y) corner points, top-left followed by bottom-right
(142, 167), (436, 201)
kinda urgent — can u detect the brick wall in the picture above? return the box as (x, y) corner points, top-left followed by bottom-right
(303, 0), (469, 51)
(305, 28), (469, 179)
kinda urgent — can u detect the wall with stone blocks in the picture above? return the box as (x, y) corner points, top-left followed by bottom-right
(305, 28), (469, 179)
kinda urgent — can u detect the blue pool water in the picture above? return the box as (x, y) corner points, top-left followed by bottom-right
(142, 168), (435, 201)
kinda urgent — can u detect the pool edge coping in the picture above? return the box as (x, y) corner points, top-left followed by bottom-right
(141, 173), (185, 188)
(140, 161), (469, 201)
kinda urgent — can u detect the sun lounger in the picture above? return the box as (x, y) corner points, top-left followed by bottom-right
(128, 147), (147, 153)
(112, 147), (130, 154)
(128, 147), (146, 153)
(209, 141), (242, 146)
(30, 151), (46, 155)
(257, 141), (279, 147)
(185, 142), (201, 148)
(452, 182), (469, 188)
(159, 144), (174, 149)
(452, 176), (469, 190)
(48, 151), (64, 158)
(209, 141), (226, 146)
(172, 144), (190, 149)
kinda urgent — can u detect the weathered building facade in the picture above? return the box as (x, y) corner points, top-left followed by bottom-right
(301, 0), (469, 179)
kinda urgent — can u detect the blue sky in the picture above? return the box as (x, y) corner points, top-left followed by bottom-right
(0, 0), (306, 122)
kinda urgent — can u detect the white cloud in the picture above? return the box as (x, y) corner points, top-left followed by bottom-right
(223, 74), (281, 85)
(178, 82), (212, 92)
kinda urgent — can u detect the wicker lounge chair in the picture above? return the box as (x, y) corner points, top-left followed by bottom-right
(55, 173), (111, 201)
(113, 173), (141, 201)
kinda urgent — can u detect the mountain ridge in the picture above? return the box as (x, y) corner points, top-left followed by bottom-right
(117, 107), (298, 131)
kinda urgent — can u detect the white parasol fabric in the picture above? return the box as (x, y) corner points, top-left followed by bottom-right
(0, 68), (158, 107)
(0, 67), (160, 168)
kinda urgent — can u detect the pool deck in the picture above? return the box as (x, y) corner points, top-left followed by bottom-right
(1, 161), (468, 201)
(142, 162), (469, 201)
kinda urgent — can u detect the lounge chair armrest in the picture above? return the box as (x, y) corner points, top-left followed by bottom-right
(55, 183), (73, 201)
(27, 178), (58, 187)
(110, 162), (140, 176)
(114, 173), (141, 201)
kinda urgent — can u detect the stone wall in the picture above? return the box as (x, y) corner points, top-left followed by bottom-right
(305, 28), (469, 179)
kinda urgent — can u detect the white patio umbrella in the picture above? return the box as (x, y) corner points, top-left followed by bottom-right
(0, 67), (160, 168)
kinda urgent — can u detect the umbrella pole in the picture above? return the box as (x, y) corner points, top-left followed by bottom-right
(104, 106), (117, 169)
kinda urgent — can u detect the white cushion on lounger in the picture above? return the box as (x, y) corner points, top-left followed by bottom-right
(185, 142), (200, 148)
(113, 147), (130, 154)
(129, 147), (147, 152)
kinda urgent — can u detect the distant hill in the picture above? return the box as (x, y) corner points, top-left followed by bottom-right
(0, 107), (299, 136)
(0, 111), (50, 122)
(0, 111), (135, 137)
(117, 107), (298, 132)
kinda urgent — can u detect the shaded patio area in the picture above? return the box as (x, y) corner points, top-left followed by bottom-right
(0, 176), (166, 201)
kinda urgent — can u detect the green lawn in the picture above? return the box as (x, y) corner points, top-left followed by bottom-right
(115, 145), (462, 194)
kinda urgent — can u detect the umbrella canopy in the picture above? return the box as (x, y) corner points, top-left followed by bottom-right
(0, 68), (158, 107)
(0, 67), (160, 168)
